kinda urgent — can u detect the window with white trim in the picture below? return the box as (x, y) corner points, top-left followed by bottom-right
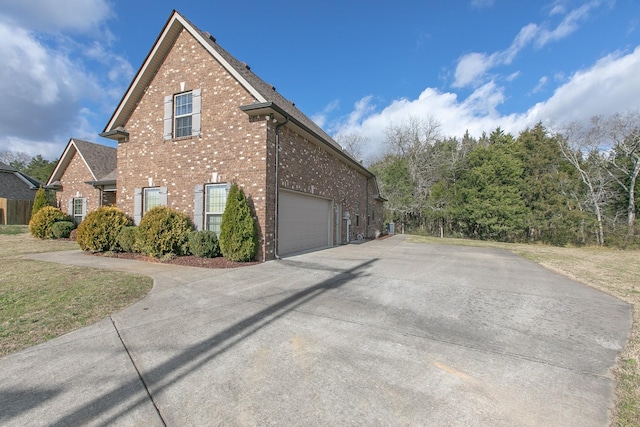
(174, 92), (192, 137)
(72, 197), (86, 226)
(164, 89), (201, 140)
(205, 184), (227, 235)
(144, 187), (161, 214)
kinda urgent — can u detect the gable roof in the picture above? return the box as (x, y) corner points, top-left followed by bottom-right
(47, 139), (117, 185)
(102, 10), (374, 179)
(0, 161), (40, 200)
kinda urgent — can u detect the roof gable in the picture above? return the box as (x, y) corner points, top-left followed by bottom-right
(103, 10), (373, 178)
(47, 139), (116, 185)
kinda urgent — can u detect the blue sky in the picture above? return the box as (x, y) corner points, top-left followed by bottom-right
(1, 0), (639, 162)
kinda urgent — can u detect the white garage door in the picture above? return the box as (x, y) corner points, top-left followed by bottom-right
(278, 190), (332, 256)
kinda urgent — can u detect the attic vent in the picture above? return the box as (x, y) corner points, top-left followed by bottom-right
(242, 62), (251, 70)
(292, 101), (295, 106)
(271, 85), (276, 91)
(203, 31), (216, 43)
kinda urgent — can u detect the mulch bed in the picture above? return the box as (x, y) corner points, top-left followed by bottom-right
(92, 252), (260, 269)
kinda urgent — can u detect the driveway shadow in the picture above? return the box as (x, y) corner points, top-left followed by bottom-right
(50, 258), (377, 425)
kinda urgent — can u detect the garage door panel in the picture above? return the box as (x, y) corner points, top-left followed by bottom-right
(278, 191), (331, 256)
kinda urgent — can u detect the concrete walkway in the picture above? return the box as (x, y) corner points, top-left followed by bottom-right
(0, 235), (631, 426)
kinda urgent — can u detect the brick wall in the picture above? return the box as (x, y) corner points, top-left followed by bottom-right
(117, 29), (271, 260)
(56, 151), (101, 215)
(117, 28), (383, 261)
(276, 125), (384, 242)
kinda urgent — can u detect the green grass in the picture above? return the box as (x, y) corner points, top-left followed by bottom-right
(0, 226), (153, 356)
(0, 225), (29, 235)
(408, 235), (640, 427)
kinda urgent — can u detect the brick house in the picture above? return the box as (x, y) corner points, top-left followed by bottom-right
(47, 138), (117, 225)
(100, 10), (384, 261)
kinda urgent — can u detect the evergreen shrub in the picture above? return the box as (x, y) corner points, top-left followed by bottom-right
(29, 206), (70, 239)
(51, 221), (75, 239)
(135, 206), (193, 257)
(219, 184), (258, 262)
(188, 230), (220, 258)
(117, 226), (138, 252)
(76, 206), (131, 252)
(31, 187), (49, 218)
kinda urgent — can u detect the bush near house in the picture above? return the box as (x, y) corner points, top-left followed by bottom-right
(31, 187), (50, 219)
(188, 230), (220, 258)
(117, 226), (138, 253)
(76, 206), (131, 252)
(135, 206), (193, 257)
(219, 184), (258, 262)
(51, 221), (75, 239)
(29, 206), (70, 239)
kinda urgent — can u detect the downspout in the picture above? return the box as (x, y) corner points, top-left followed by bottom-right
(274, 115), (289, 259)
(366, 178), (369, 239)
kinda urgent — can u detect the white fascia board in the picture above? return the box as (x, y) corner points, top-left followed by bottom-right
(47, 140), (76, 185)
(106, 12), (266, 132)
(71, 140), (98, 181)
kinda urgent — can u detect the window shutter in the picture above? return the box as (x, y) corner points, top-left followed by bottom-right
(163, 95), (173, 140)
(159, 187), (168, 206)
(192, 88), (201, 136)
(68, 198), (73, 216)
(134, 188), (142, 225)
(81, 198), (87, 221)
(193, 184), (204, 231)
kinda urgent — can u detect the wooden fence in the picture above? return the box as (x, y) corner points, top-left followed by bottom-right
(0, 198), (33, 225)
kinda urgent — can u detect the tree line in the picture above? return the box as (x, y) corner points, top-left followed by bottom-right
(366, 111), (640, 248)
(0, 152), (57, 183)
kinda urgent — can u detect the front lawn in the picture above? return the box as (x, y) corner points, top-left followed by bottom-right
(0, 226), (153, 356)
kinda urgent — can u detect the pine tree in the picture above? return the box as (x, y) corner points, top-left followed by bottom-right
(219, 183), (258, 262)
(31, 186), (49, 218)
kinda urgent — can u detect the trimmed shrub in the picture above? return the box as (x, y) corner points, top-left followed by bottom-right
(188, 230), (220, 258)
(51, 221), (75, 239)
(69, 229), (77, 241)
(219, 184), (258, 262)
(76, 206), (132, 252)
(31, 187), (49, 218)
(135, 206), (193, 257)
(29, 206), (69, 239)
(117, 226), (138, 253)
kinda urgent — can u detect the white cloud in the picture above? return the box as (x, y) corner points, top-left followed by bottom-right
(453, 1), (604, 88)
(0, 1), (132, 159)
(535, 0), (602, 48)
(312, 99), (340, 128)
(531, 76), (549, 93)
(331, 46), (640, 161)
(0, 0), (112, 34)
(470, 0), (495, 9)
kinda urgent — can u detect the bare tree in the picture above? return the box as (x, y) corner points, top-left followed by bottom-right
(334, 133), (368, 163)
(0, 150), (30, 168)
(557, 121), (611, 245)
(596, 112), (640, 233)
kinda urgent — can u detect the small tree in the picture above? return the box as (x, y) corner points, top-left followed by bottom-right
(31, 186), (49, 218)
(219, 184), (258, 262)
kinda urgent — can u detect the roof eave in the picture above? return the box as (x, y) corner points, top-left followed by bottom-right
(240, 102), (374, 178)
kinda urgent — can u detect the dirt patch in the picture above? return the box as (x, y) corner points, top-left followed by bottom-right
(95, 251), (260, 269)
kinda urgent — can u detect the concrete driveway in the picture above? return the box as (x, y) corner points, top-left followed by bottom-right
(0, 235), (631, 426)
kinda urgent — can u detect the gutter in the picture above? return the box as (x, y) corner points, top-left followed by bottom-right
(273, 115), (289, 260)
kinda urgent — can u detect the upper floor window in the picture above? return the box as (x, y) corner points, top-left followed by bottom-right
(164, 89), (201, 140)
(174, 92), (192, 137)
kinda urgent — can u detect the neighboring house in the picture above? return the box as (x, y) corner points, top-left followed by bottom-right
(0, 162), (41, 224)
(100, 10), (384, 261)
(47, 138), (117, 225)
